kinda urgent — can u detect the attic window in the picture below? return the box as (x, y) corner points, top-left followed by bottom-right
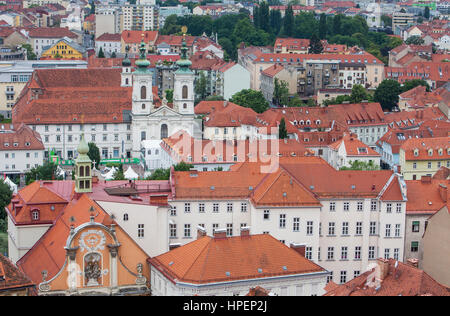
(25, 142), (30, 147)
(428, 149), (433, 156)
(4, 143), (9, 147)
(13, 143), (18, 147)
(358, 148), (368, 154)
(36, 118), (40, 121)
(31, 210), (40, 221)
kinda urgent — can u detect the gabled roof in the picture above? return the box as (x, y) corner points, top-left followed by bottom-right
(324, 259), (450, 296)
(149, 234), (325, 285)
(0, 123), (44, 151)
(121, 30), (158, 43)
(330, 133), (380, 157)
(24, 27), (77, 39)
(405, 179), (448, 214)
(400, 136), (450, 161)
(0, 253), (34, 292)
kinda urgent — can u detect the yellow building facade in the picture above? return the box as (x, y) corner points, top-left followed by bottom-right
(41, 40), (84, 60)
(399, 137), (450, 180)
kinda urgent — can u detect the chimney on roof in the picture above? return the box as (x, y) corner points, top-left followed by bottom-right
(223, 100), (228, 107)
(290, 243), (306, 257)
(213, 228), (227, 239)
(406, 258), (419, 268)
(439, 184), (447, 203)
(197, 225), (207, 239)
(421, 175), (432, 183)
(240, 226), (250, 237)
(376, 258), (390, 281)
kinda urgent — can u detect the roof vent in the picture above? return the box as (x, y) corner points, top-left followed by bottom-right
(249, 186), (253, 190)
(210, 186), (215, 190)
(310, 185), (314, 190)
(169, 261), (174, 266)
(282, 266), (287, 271)
(225, 271), (230, 276)
(351, 185), (356, 190)
(283, 192), (287, 197)
(257, 268), (263, 273)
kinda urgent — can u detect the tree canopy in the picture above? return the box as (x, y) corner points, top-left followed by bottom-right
(373, 79), (401, 111)
(25, 161), (62, 185)
(229, 89), (269, 113)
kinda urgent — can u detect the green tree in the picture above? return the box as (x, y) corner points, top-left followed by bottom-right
(332, 14), (342, 36)
(319, 13), (327, 39)
(229, 89), (269, 113)
(0, 179), (12, 233)
(88, 142), (100, 168)
(405, 36), (425, 45)
(401, 79), (430, 93)
(279, 118), (288, 139)
(146, 168), (170, 180)
(349, 84), (369, 103)
(205, 95), (224, 101)
(195, 71), (207, 101)
(173, 161), (193, 171)
(113, 164), (125, 180)
(424, 6), (430, 20)
(283, 4), (294, 37)
(259, 1), (271, 33)
(21, 44), (37, 60)
(373, 79), (401, 111)
(98, 47), (105, 58)
(340, 160), (380, 171)
(381, 15), (392, 27)
(25, 161), (60, 184)
(273, 78), (289, 106)
(270, 9), (282, 36)
(111, 51), (117, 58)
(309, 33), (323, 54)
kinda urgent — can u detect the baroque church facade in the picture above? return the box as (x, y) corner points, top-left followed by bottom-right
(12, 34), (200, 163)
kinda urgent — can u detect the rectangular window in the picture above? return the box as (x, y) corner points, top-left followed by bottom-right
(368, 246), (375, 259)
(411, 241), (419, 252)
(198, 203), (205, 213)
(306, 221), (313, 235)
(357, 201), (363, 211)
(212, 223), (219, 233)
(412, 221), (420, 233)
(384, 248), (390, 259)
(327, 272), (333, 283)
(327, 247), (334, 260)
(170, 206), (177, 216)
(329, 202), (336, 212)
(371, 200), (377, 211)
(370, 222), (377, 235)
(385, 224), (391, 237)
(343, 202), (349, 211)
(213, 203), (219, 213)
(356, 222), (362, 235)
(227, 203), (233, 213)
(226, 223), (233, 237)
(354, 271), (360, 278)
(386, 203), (392, 213)
(305, 247), (312, 260)
(394, 248), (400, 260)
(340, 271), (347, 284)
(241, 203), (247, 212)
(263, 209), (270, 220)
(184, 224), (191, 238)
(342, 222), (349, 236)
(138, 224), (144, 238)
(341, 247), (348, 260)
(396, 203), (402, 213)
(169, 224), (177, 238)
(184, 203), (191, 213)
(293, 217), (300, 232)
(279, 214), (286, 228)
(395, 224), (401, 237)
(355, 246), (361, 260)
(328, 222), (335, 236)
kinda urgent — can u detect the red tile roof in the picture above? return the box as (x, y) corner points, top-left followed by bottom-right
(274, 38), (310, 51)
(0, 253), (34, 293)
(329, 133), (380, 157)
(96, 33), (121, 42)
(400, 136), (450, 161)
(0, 123), (44, 151)
(195, 100), (258, 127)
(261, 63), (285, 77)
(324, 259), (450, 296)
(405, 178), (448, 214)
(25, 27), (77, 39)
(148, 234), (326, 285)
(121, 30), (158, 44)
(156, 34), (196, 47)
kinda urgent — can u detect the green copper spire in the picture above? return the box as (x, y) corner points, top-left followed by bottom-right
(135, 34), (150, 72)
(122, 45), (131, 67)
(176, 27), (192, 74)
(75, 133), (91, 163)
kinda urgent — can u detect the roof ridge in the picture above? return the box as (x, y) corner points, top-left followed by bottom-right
(180, 236), (212, 282)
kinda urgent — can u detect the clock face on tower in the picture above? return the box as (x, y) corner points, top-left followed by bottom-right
(79, 230), (106, 252)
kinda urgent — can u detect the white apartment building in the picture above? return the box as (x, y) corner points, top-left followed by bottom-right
(122, 3), (158, 31)
(165, 158), (407, 285)
(0, 123), (44, 177)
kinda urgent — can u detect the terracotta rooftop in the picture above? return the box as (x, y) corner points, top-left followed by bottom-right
(96, 33), (121, 42)
(261, 63), (285, 77)
(121, 30), (158, 43)
(400, 136), (450, 161)
(0, 123), (44, 151)
(148, 234), (326, 285)
(324, 259), (450, 296)
(329, 133), (380, 157)
(25, 27), (77, 39)
(405, 178), (448, 214)
(0, 253), (34, 293)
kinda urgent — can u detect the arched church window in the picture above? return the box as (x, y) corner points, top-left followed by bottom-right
(161, 124), (168, 139)
(141, 131), (146, 141)
(85, 166), (90, 177)
(183, 103), (187, 109)
(141, 86), (147, 99)
(182, 85), (188, 99)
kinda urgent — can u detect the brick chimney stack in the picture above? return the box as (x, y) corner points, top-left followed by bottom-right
(197, 225), (207, 239)
(439, 184), (447, 203)
(213, 228), (227, 239)
(376, 258), (390, 281)
(240, 226), (250, 237)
